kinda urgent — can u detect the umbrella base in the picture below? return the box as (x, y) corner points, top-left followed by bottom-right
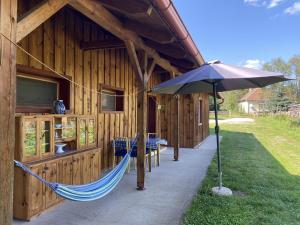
(212, 186), (232, 196)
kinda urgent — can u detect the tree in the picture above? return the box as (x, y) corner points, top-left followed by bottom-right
(263, 57), (298, 104)
(267, 89), (292, 112)
(263, 58), (292, 75)
(289, 55), (300, 102)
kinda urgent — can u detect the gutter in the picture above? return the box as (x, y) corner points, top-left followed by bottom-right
(151, 0), (205, 67)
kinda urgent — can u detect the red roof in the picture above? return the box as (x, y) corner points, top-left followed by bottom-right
(240, 88), (266, 102)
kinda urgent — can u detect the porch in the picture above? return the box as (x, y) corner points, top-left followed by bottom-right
(14, 136), (217, 225)
(0, 0), (210, 223)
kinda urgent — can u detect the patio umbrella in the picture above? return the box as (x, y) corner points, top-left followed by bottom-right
(152, 60), (291, 196)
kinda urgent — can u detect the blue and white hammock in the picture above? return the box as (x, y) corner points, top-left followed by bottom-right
(14, 138), (137, 202)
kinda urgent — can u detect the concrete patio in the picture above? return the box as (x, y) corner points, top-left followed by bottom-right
(14, 135), (217, 225)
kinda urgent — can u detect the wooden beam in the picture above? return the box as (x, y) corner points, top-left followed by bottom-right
(146, 59), (156, 82)
(16, 0), (69, 42)
(125, 40), (143, 83)
(69, 0), (179, 74)
(162, 55), (196, 69)
(80, 39), (125, 50)
(144, 39), (187, 59)
(0, 0), (17, 224)
(137, 50), (148, 75)
(98, 0), (150, 14)
(124, 20), (175, 44)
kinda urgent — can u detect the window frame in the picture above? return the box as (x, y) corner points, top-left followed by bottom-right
(16, 64), (71, 114)
(98, 84), (124, 113)
(198, 97), (203, 126)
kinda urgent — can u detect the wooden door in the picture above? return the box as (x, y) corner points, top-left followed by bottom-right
(81, 152), (91, 184)
(147, 96), (156, 134)
(28, 164), (44, 217)
(90, 150), (101, 182)
(87, 116), (96, 149)
(72, 154), (81, 184)
(39, 118), (54, 159)
(58, 156), (73, 202)
(59, 156), (73, 184)
(44, 161), (59, 208)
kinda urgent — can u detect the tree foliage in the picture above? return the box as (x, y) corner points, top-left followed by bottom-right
(263, 56), (299, 107)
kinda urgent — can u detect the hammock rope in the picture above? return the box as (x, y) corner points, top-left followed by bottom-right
(14, 137), (138, 202)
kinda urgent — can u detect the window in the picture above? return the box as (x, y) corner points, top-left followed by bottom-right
(198, 99), (203, 125)
(101, 90), (116, 111)
(17, 76), (58, 108)
(16, 65), (71, 113)
(99, 84), (124, 112)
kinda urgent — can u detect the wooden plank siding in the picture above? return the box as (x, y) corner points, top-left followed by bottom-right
(16, 2), (209, 171)
(159, 93), (210, 148)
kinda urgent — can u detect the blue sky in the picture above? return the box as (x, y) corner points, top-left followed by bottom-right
(173, 0), (300, 68)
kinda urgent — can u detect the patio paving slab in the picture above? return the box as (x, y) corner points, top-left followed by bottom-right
(13, 135), (218, 225)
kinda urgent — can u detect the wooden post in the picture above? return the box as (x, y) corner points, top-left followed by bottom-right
(173, 95), (180, 161)
(136, 79), (147, 189)
(0, 1), (17, 225)
(125, 41), (152, 190)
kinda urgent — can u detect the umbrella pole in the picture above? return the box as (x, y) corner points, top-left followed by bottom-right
(212, 82), (222, 189)
(211, 82), (232, 196)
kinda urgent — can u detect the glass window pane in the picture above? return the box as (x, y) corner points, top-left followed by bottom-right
(40, 120), (51, 154)
(62, 117), (76, 139)
(101, 90), (116, 111)
(24, 121), (37, 157)
(17, 76), (58, 107)
(79, 120), (86, 147)
(88, 119), (95, 144)
(199, 100), (203, 124)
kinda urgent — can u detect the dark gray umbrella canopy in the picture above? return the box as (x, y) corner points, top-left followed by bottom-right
(151, 60), (290, 94)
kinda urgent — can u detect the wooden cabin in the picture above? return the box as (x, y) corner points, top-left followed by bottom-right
(0, 0), (210, 223)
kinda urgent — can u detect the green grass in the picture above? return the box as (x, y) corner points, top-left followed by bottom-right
(182, 116), (300, 225)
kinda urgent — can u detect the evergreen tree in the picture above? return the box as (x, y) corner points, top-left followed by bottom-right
(267, 89), (292, 112)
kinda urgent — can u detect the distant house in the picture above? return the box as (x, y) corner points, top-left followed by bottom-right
(239, 88), (267, 114)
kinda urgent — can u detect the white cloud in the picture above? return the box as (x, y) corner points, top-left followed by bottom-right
(244, 0), (284, 8)
(284, 1), (300, 14)
(243, 59), (264, 69)
(268, 0), (284, 8)
(244, 0), (260, 5)
(244, 0), (266, 7)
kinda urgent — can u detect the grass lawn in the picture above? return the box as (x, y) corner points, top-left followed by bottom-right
(182, 116), (300, 225)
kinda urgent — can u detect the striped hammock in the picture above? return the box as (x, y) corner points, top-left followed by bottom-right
(14, 138), (137, 202)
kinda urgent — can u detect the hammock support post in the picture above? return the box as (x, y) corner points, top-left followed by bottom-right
(0, 1), (17, 224)
(137, 85), (147, 190)
(126, 43), (153, 190)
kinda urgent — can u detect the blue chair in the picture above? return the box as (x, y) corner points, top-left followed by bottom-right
(113, 137), (129, 170)
(147, 133), (161, 167)
(129, 143), (151, 172)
